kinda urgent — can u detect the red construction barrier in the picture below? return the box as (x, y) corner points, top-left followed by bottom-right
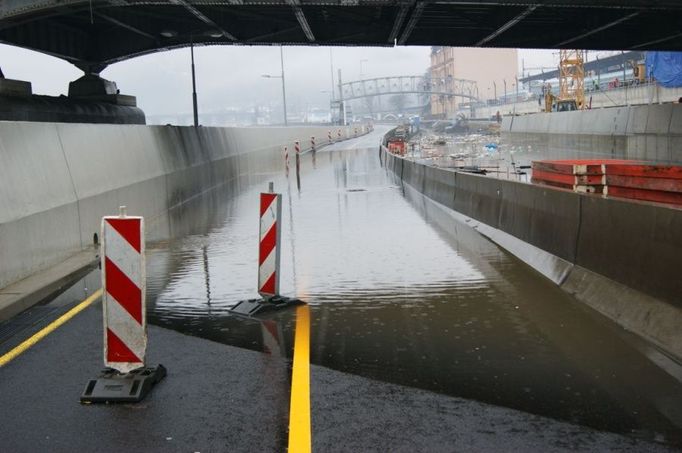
(605, 186), (682, 205)
(532, 159), (682, 206)
(606, 175), (682, 193)
(530, 177), (604, 194)
(532, 169), (605, 186)
(533, 159), (635, 176)
(387, 140), (406, 156)
(605, 164), (682, 180)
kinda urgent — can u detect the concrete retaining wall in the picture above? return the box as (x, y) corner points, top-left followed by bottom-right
(0, 121), (359, 290)
(382, 145), (682, 360)
(476, 83), (682, 119)
(502, 103), (682, 164)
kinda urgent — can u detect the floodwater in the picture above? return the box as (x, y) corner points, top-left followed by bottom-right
(144, 128), (682, 447)
(403, 129), (635, 183)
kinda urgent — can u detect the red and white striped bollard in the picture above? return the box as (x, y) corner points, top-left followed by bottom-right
(81, 206), (166, 404)
(258, 184), (282, 298)
(311, 136), (316, 151)
(101, 206), (146, 373)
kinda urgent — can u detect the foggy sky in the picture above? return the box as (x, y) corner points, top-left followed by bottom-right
(0, 44), (563, 117)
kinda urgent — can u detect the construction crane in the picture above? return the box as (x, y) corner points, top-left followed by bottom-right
(557, 49), (585, 111)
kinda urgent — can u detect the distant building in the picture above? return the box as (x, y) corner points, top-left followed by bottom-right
(429, 47), (518, 118)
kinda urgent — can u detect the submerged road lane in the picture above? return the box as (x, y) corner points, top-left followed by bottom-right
(0, 127), (680, 451)
(144, 127), (682, 447)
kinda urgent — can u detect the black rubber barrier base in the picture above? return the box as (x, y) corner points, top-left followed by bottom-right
(80, 364), (167, 404)
(229, 296), (304, 317)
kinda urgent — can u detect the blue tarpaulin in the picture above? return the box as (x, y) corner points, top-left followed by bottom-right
(645, 52), (682, 88)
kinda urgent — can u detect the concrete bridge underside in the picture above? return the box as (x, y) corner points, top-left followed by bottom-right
(2, 1), (682, 72)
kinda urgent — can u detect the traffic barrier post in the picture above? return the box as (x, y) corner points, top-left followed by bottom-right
(229, 184), (303, 316)
(81, 206), (166, 404)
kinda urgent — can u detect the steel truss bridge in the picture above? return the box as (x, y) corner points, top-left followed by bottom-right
(340, 76), (478, 102)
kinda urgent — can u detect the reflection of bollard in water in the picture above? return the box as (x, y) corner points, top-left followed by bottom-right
(261, 319), (284, 356)
(284, 146), (289, 176)
(294, 140), (301, 188)
(310, 136), (316, 168)
(81, 206), (166, 403)
(296, 156), (301, 191)
(295, 149), (302, 190)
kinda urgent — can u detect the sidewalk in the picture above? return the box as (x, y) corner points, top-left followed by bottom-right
(0, 249), (98, 322)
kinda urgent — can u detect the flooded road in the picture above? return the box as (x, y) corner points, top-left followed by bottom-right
(145, 128), (682, 447)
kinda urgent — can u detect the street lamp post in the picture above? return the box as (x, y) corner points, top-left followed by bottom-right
(280, 46), (288, 126)
(329, 48), (335, 101)
(190, 41), (199, 127)
(262, 46), (288, 126)
(512, 81), (517, 114)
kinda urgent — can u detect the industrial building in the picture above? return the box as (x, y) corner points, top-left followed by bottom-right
(429, 46), (518, 118)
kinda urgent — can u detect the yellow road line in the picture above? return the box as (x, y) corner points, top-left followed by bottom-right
(288, 304), (311, 453)
(0, 289), (102, 368)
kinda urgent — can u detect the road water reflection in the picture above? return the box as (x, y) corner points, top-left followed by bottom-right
(145, 131), (682, 447)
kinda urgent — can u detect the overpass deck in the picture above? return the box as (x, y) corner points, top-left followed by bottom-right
(2, 1), (682, 71)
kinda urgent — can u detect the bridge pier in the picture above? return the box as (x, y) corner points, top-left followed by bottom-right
(68, 73), (137, 108)
(0, 76), (32, 97)
(0, 68), (144, 124)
